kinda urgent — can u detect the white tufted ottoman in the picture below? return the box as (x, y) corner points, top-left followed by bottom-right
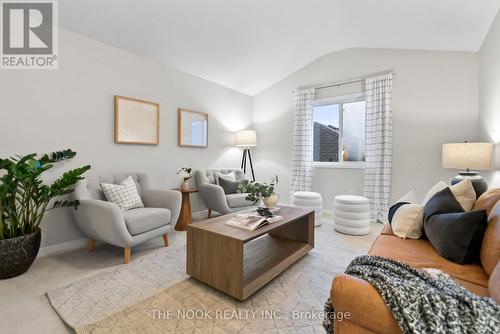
(291, 191), (323, 226)
(333, 195), (370, 235)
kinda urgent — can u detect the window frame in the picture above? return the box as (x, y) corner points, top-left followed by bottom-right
(313, 93), (366, 169)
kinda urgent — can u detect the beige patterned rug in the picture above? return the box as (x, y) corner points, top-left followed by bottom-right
(47, 223), (381, 333)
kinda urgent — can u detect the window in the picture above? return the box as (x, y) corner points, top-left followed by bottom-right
(313, 95), (366, 168)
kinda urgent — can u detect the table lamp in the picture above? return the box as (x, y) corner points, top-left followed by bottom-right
(235, 130), (257, 181)
(442, 142), (493, 197)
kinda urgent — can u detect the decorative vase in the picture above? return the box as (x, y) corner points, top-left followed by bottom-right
(0, 228), (41, 279)
(181, 180), (190, 191)
(263, 193), (279, 208)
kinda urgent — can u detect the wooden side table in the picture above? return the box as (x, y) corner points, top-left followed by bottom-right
(174, 188), (199, 231)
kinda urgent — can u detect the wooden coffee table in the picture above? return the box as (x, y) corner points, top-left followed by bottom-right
(186, 205), (315, 301)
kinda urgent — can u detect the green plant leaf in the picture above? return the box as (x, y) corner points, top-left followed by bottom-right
(0, 150), (90, 240)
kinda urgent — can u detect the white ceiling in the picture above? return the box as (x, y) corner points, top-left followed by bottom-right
(60, 0), (500, 96)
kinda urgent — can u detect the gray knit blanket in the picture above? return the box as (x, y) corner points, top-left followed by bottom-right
(324, 255), (500, 334)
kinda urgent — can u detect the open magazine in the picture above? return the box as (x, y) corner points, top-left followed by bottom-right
(225, 211), (283, 231)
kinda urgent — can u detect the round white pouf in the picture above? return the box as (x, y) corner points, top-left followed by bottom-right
(334, 195), (370, 235)
(291, 191), (323, 227)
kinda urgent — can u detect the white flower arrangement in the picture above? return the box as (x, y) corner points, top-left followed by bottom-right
(177, 166), (192, 182)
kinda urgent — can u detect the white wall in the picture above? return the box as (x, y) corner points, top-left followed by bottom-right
(252, 48), (479, 208)
(479, 10), (500, 188)
(0, 29), (253, 247)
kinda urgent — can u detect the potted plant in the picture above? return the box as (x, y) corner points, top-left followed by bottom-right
(237, 175), (279, 208)
(176, 166), (192, 191)
(0, 149), (90, 279)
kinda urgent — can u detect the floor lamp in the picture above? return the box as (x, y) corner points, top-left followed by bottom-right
(235, 130), (257, 181)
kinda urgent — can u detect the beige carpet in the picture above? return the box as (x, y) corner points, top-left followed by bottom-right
(47, 223), (381, 333)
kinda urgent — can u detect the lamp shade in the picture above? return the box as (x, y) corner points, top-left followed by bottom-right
(442, 142), (493, 170)
(235, 130), (257, 147)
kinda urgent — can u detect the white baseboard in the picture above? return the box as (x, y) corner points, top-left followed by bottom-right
(192, 209), (209, 219)
(39, 209), (210, 257)
(38, 238), (88, 257)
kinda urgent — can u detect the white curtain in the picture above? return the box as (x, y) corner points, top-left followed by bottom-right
(363, 73), (393, 223)
(290, 88), (315, 195)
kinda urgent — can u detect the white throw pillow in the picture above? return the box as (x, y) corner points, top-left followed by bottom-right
(101, 176), (144, 211)
(390, 191), (424, 239)
(398, 190), (418, 204)
(449, 178), (476, 211)
(392, 204), (424, 239)
(214, 171), (236, 185)
(422, 179), (476, 211)
(422, 181), (448, 205)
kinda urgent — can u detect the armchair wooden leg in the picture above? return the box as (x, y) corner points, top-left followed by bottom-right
(162, 234), (169, 247)
(208, 209), (212, 218)
(124, 247), (131, 264)
(87, 239), (95, 252)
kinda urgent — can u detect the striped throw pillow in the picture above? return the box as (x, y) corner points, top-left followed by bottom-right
(101, 176), (144, 211)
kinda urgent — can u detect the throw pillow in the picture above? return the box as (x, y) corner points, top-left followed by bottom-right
(218, 177), (243, 194)
(422, 180), (476, 211)
(214, 171), (236, 185)
(423, 187), (487, 264)
(422, 181), (448, 205)
(449, 178), (476, 211)
(101, 176), (144, 211)
(388, 191), (424, 239)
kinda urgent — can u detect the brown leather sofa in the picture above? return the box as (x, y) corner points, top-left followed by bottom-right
(330, 189), (500, 334)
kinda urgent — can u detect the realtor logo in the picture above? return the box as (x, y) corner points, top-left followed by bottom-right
(1, 0), (58, 69)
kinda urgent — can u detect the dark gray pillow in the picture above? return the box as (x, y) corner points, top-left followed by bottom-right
(218, 178), (243, 194)
(423, 187), (487, 264)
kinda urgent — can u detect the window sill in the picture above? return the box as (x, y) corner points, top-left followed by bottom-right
(313, 162), (365, 169)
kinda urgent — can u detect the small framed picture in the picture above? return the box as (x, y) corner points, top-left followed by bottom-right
(178, 108), (208, 147)
(115, 96), (160, 145)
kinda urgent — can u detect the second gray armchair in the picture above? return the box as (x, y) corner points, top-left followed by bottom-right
(195, 168), (254, 217)
(73, 173), (182, 264)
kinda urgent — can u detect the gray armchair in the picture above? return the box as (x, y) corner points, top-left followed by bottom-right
(195, 168), (254, 217)
(72, 173), (182, 264)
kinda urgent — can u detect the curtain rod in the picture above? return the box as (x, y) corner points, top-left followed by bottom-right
(298, 69), (396, 91)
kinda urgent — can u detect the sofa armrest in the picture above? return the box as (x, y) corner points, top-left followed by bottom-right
(73, 199), (133, 247)
(199, 183), (232, 214)
(331, 274), (401, 334)
(141, 189), (182, 224)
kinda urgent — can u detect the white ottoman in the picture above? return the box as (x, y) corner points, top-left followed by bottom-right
(334, 195), (370, 235)
(291, 191), (323, 227)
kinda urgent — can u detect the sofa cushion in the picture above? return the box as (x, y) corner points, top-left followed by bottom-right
(474, 188), (500, 215)
(424, 187), (487, 264)
(226, 193), (253, 208)
(368, 235), (489, 288)
(123, 208), (171, 236)
(480, 201), (500, 275)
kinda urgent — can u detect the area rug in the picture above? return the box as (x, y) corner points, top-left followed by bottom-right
(47, 224), (380, 333)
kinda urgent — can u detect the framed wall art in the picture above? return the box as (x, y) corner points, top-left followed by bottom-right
(178, 108), (208, 147)
(114, 95), (160, 145)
